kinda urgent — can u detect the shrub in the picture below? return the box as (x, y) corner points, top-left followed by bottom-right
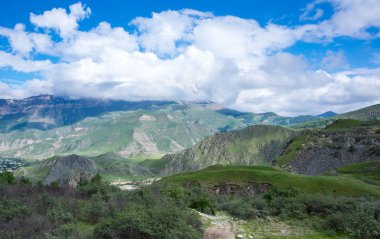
(47, 206), (74, 225)
(0, 199), (30, 222)
(94, 203), (204, 239)
(190, 197), (216, 215)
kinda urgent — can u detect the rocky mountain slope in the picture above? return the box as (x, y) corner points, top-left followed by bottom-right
(0, 95), (327, 160)
(1, 95), (378, 161)
(276, 119), (380, 175)
(158, 125), (296, 175)
(0, 97), (247, 159)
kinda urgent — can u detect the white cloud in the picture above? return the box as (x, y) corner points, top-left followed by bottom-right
(321, 50), (349, 71)
(304, 0), (380, 40)
(0, 24), (33, 55)
(30, 2), (91, 38)
(0, 51), (51, 72)
(300, 2), (324, 21)
(131, 10), (212, 57)
(0, 2), (380, 116)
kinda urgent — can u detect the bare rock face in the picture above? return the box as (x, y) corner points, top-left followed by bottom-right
(185, 181), (272, 196)
(43, 154), (99, 187)
(285, 127), (380, 175)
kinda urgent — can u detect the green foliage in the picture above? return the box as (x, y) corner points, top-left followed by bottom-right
(47, 206), (74, 225)
(0, 175), (203, 239)
(80, 194), (109, 224)
(0, 172), (15, 184)
(324, 119), (362, 130)
(93, 188), (204, 239)
(0, 199), (30, 222)
(325, 206), (380, 239)
(189, 197), (216, 215)
(275, 134), (309, 166)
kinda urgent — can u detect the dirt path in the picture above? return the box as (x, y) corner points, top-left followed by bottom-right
(200, 213), (235, 239)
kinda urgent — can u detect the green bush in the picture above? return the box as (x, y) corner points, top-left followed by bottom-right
(94, 203), (204, 239)
(0, 199), (30, 222)
(47, 206), (74, 225)
(0, 172), (15, 184)
(190, 197), (216, 215)
(325, 206), (380, 239)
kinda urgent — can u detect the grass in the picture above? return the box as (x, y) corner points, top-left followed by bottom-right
(163, 165), (380, 197)
(275, 135), (310, 166)
(240, 216), (347, 239)
(337, 160), (380, 186)
(323, 119), (362, 130)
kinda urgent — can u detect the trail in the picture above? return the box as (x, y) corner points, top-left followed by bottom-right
(200, 213), (235, 239)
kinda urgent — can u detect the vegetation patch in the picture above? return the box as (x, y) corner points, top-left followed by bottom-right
(324, 119), (362, 130)
(275, 134), (311, 166)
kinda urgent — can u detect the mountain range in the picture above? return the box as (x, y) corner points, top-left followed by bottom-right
(0, 95), (353, 160)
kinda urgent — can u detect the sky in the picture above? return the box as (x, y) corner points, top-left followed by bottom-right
(0, 0), (380, 116)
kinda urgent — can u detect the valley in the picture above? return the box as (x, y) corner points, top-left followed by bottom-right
(1, 96), (380, 239)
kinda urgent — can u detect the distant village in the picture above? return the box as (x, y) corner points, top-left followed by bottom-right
(0, 158), (24, 172)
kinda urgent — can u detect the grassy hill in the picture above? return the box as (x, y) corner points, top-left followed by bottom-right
(337, 160), (380, 186)
(162, 165), (380, 197)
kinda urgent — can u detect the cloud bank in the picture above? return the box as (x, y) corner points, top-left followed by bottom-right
(0, 1), (380, 115)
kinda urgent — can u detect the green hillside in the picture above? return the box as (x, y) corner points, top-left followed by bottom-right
(156, 125), (296, 175)
(162, 165), (380, 197)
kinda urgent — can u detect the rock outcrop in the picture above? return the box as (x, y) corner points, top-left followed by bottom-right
(284, 123), (380, 175)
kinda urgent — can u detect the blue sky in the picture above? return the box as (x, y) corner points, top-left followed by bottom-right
(0, 0), (380, 115)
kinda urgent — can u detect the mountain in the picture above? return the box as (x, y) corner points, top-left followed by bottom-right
(294, 104), (380, 129)
(0, 96), (248, 159)
(14, 153), (154, 185)
(276, 119), (380, 175)
(0, 94), (177, 132)
(157, 125), (296, 175)
(317, 111), (337, 118)
(0, 95), (317, 160)
(1, 95), (379, 160)
(216, 109), (320, 126)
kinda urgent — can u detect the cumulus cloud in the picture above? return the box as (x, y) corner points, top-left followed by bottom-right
(0, 1), (380, 115)
(30, 2), (91, 38)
